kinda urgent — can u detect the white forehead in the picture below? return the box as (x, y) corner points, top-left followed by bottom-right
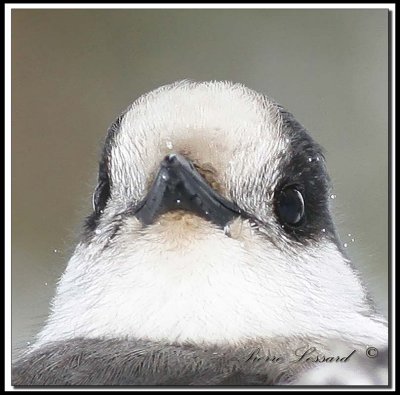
(122, 80), (280, 133)
(110, 81), (287, 204)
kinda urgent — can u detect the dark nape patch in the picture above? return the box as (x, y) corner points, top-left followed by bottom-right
(278, 107), (386, 311)
(93, 178), (110, 216)
(81, 112), (127, 241)
(275, 107), (337, 244)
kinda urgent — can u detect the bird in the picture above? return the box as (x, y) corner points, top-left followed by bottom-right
(12, 80), (388, 386)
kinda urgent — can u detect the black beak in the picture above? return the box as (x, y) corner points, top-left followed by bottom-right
(134, 153), (242, 227)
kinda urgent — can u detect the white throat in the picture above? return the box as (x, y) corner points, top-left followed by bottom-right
(35, 218), (387, 349)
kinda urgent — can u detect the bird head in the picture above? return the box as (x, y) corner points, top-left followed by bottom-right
(36, 81), (387, 349)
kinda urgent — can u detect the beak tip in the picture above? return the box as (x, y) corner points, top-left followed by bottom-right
(160, 169), (170, 181)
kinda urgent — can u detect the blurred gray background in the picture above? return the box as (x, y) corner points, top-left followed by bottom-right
(12, 9), (389, 359)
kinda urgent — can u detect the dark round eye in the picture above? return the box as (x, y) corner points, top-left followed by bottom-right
(276, 186), (305, 226)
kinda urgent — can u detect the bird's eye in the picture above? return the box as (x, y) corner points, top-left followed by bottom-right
(275, 186), (305, 227)
(92, 179), (110, 216)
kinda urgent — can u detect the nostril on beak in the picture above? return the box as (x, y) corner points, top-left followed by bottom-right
(164, 153), (178, 165)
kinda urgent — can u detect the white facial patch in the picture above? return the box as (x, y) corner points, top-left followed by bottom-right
(33, 81), (387, 352)
(109, 81), (286, 219)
